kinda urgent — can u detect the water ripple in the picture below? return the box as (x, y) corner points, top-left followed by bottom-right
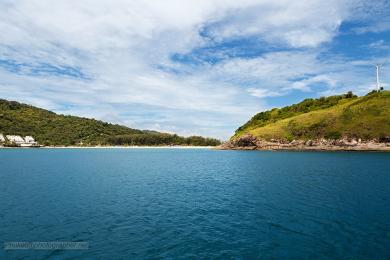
(0, 149), (389, 259)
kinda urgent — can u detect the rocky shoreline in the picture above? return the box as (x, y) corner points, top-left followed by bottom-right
(218, 135), (390, 151)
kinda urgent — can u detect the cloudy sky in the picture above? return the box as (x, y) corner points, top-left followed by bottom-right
(0, 0), (389, 139)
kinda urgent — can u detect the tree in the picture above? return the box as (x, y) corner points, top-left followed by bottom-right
(345, 91), (354, 98)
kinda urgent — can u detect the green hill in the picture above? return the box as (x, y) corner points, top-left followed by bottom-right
(0, 99), (221, 146)
(233, 90), (390, 142)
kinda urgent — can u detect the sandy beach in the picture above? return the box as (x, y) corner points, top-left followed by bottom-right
(0, 145), (214, 149)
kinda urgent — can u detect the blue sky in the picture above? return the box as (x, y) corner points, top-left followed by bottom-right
(0, 0), (389, 139)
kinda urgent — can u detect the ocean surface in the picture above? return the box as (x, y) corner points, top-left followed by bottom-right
(0, 148), (389, 259)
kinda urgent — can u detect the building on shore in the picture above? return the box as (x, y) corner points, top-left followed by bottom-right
(24, 136), (38, 145)
(6, 135), (25, 145)
(4, 135), (39, 147)
(0, 133), (5, 142)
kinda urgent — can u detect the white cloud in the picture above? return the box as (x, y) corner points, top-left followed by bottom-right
(354, 22), (390, 34)
(368, 40), (390, 51)
(247, 88), (283, 98)
(0, 0), (388, 139)
(205, 0), (350, 47)
(291, 75), (337, 92)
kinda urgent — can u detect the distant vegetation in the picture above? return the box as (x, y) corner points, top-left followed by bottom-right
(234, 91), (390, 141)
(0, 99), (221, 146)
(107, 134), (220, 146)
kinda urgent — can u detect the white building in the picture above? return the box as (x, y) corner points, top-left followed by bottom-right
(24, 136), (37, 144)
(0, 134), (5, 142)
(3, 134), (39, 147)
(6, 135), (25, 144)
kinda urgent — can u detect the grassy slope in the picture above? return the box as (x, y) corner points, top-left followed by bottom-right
(233, 91), (390, 141)
(0, 99), (220, 146)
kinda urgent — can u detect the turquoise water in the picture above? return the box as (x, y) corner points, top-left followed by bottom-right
(0, 149), (389, 259)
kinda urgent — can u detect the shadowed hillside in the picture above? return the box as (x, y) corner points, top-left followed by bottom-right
(0, 99), (221, 146)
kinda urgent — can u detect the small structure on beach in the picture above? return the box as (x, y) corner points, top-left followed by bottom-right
(4, 135), (39, 147)
(6, 135), (25, 145)
(24, 136), (38, 145)
(0, 134), (5, 142)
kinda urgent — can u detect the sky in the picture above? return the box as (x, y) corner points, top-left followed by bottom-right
(0, 0), (389, 140)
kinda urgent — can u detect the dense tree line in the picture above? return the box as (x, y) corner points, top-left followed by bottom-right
(107, 134), (220, 146)
(0, 99), (221, 146)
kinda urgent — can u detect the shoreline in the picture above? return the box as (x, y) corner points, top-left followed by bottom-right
(2, 144), (389, 151)
(0, 145), (214, 149)
(43, 146), (214, 149)
(217, 146), (390, 152)
(218, 135), (390, 152)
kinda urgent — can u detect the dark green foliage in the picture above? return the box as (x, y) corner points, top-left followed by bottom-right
(107, 134), (220, 146)
(325, 131), (342, 140)
(344, 91), (355, 98)
(287, 118), (334, 139)
(0, 99), (221, 146)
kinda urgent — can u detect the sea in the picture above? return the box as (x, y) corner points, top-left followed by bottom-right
(0, 148), (389, 259)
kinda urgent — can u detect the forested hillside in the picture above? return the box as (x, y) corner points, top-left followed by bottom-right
(0, 99), (220, 146)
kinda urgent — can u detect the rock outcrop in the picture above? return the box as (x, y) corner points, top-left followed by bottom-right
(219, 135), (390, 151)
